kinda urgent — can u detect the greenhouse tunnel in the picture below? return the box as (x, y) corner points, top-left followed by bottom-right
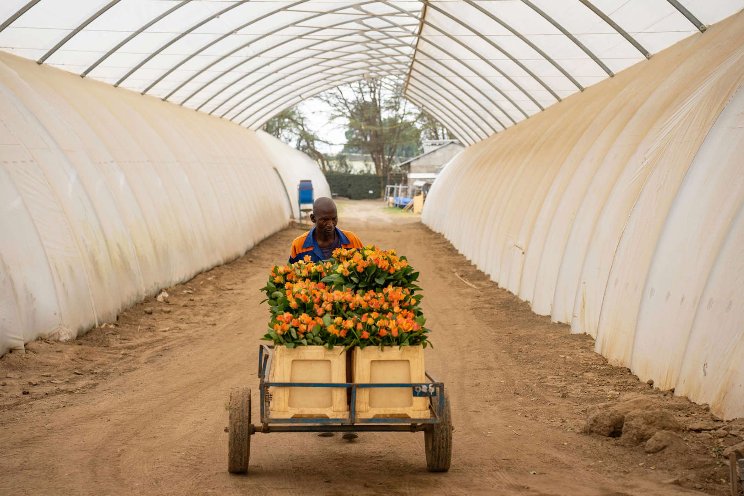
(0, 1), (742, 419)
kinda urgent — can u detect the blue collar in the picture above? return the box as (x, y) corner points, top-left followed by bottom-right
(303, 227), (350, 260)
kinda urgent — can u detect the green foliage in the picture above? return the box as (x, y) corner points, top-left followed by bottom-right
(324, 172), (381, 199)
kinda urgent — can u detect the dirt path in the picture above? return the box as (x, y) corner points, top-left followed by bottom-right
(1, 200), (741, 496)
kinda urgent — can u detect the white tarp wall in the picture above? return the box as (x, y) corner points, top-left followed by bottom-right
(423, 13), (744, 419)
(0, 51), (330, 356)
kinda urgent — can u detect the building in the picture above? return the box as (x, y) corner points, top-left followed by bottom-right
(396, 140), (465, 193)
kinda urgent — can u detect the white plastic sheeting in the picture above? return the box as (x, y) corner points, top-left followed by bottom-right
(0, 51), (329, 356)
(254, 129), (331, 219)
(423, 12), (744, 418)
(1, 1), (742, 145)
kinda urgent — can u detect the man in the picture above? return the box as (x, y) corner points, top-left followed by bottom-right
(288, 197), (363, 442)
(289, 197), (363, 263)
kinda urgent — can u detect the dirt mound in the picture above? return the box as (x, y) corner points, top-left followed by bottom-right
(622, 409), (683, 445)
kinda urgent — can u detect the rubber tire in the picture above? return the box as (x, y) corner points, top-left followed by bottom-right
(228, 387), (251, 474)
(425, 397), (452, 472)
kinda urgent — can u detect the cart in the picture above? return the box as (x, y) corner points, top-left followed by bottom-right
(227, 344), (453, 474)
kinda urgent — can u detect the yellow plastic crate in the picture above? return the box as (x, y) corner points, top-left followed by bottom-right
(269, 346), (349, 419)
(353, 345), (430, 419)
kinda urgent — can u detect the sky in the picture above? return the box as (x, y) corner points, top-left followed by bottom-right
(297, 98), (347, 155)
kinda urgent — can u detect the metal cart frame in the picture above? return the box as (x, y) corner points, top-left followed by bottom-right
(227, 344), (452, 474)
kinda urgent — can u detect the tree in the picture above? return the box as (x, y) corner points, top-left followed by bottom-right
(418, 110), (453, 141)
(262, 108), (331, 172)
(263, 78), (454, 181)
(319, 78), (421, 188)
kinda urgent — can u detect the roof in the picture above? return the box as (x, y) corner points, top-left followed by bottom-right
(397, 141), (464, 167)
(0, 1), (741, 145)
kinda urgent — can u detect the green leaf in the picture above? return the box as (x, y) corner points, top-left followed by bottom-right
(286, 342), (296, 349)
(271, 291), (283, 299)
(290, 329), (298, 340)
(322, 314), (332, 327)
(374, 276), (385, 285)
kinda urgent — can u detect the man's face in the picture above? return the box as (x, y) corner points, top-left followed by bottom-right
(311, 204), (337, 237)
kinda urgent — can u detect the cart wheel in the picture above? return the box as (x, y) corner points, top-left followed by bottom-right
(425, 397), (452, 472)
(228, 387), (252, 474)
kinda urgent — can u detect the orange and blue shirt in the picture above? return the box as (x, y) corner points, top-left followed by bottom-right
(289, 227), (363, 263)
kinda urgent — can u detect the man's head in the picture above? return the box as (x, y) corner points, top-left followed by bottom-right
(310, 197), (338, 237)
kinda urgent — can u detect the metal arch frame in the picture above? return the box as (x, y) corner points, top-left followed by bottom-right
(383, 0), (538, 116)
(239, 69), (408, 130)
(405, 74), (488, 141)
(82, 0), (192, 78)
(235, 58), (408, 127)
(423, 1), (561, 104)
(33, 0), (538, 128)
(0, 0), (42, 34)
(405, 83), (479, 144)
(408, 65), (495, 137)
(403, 0), (427, 96)
(229, 50), (412, 122)
(356, 10), (515, 128)
(38, 0), (123, 65)
(377, 76), (476, 145)
(461, 0), (583, 92)
(344, 23), (503, 134)
(207, 30), (416, 116)
(114, 0), (252, 87)
(242, 72), (408, 130)
(241, 68), (484, 145)
(210, 16), (500, 125)
(216, 43), (413, 119)
(355, 31), (503, 134)
(401, 90), (470, 144)
(0, 0), (711, 137)
(143, 0), (311, 96)
(244, 74), (481, 144)
(520, 0), (614, 77)
(236, 47), (492, 140)
(173, 2), (411, 107)
(183, 7), (419, 110)
(162, 10), (416, 103)
(666, 0), (706, 32)
(404, 89), (474, 145)
(217, 52), (412, 119)
(412, 42), (516, 127)
(244, 73), (472, 143)
(577, 0), (650, 59)
(354, 9), (514, 133)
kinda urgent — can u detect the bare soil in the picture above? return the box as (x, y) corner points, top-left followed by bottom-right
(1, 199), (742, 496)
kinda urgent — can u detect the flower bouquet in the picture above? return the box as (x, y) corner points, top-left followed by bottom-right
(261, 246), (430, 349)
